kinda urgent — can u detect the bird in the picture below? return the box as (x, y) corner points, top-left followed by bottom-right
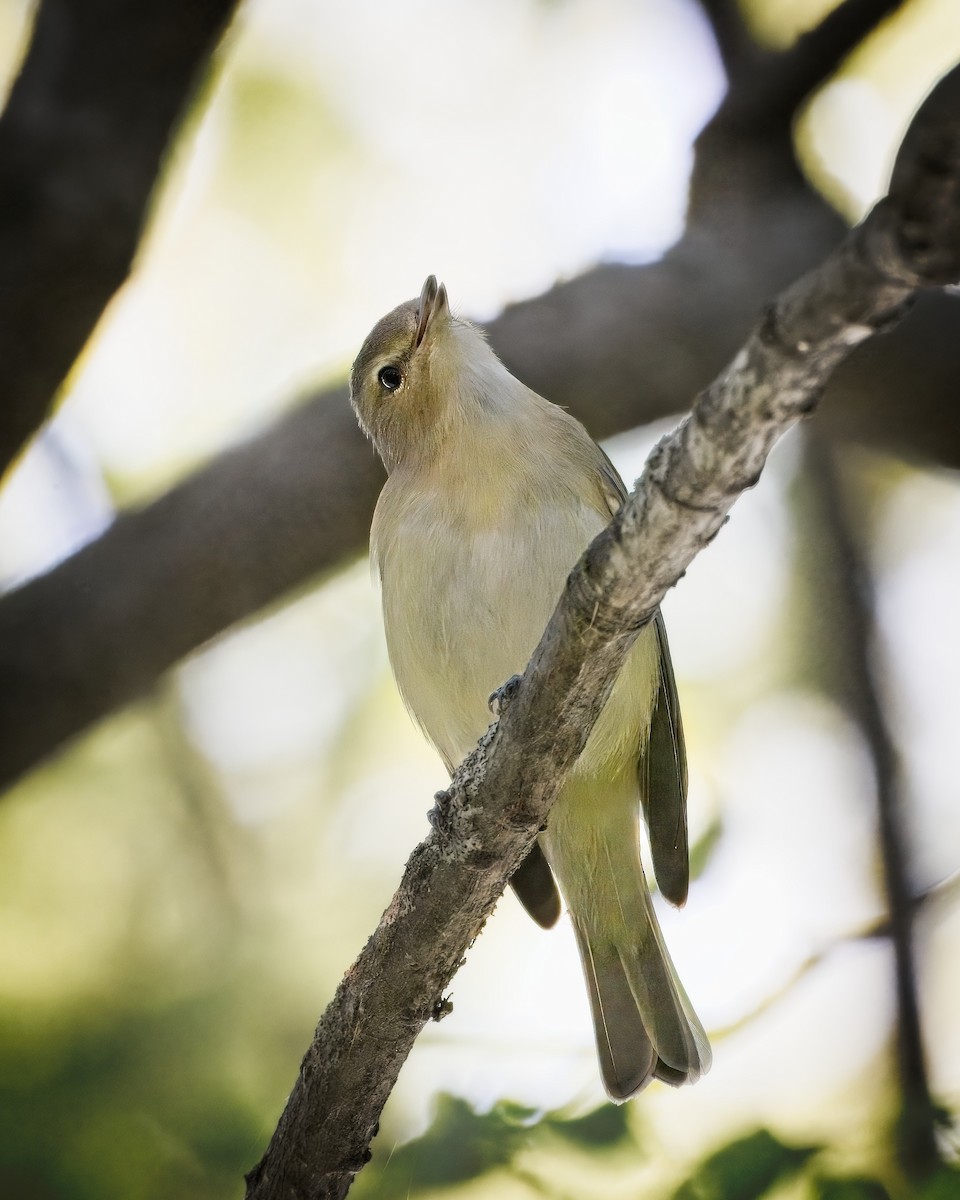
(350, 275), (710, 1100)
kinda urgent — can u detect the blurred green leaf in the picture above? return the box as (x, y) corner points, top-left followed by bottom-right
(689, 815), (724, 881)
(916, 1165), (960, 1200)
(542, 1102), (632, 1148)
(0, 995), (268, 1200)
(814, 1176), (892, 1200)
(671, 1129), (819, 1200)
(355, 1094), (533, 1199)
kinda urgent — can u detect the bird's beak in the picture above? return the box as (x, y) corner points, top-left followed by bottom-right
(415, 274), (449, 349)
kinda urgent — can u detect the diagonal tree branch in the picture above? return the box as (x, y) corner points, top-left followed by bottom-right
(2, 14), (959, 794)
(243, 64), (960, 1200)
(0, 391), (384, 790)
(0, 0), (239, 479)
(5, 283), (960, 793)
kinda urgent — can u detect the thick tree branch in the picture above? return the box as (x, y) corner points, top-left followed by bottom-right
(0, 393), (384, 790)
(0, 0), (239, 478)
(6, 263), (960, 793)
(244, 65), (960, 1200)
(3, 23), (960, 792)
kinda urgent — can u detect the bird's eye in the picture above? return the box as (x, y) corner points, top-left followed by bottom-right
(378, 365), (403, 391)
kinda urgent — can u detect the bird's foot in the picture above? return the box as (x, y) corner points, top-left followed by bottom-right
(488, 674), (522, 717)
(428, 789), (452, 832)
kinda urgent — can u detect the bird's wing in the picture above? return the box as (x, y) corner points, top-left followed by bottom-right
(595, 444), (629, 514)
(589, 442), (690, 907)
(642, 611), (689, 906)
(510, 843), (562, 928)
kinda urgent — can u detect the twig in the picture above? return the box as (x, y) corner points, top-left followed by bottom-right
(244, 64), (960, 1200)
(710, 874), (960, 1043)
(800, 435), (941, 1177)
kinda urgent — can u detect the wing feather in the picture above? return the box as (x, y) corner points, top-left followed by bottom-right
(641, 612), (689, 906)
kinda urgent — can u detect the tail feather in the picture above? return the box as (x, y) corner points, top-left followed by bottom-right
(575, 916), (657, 1099)
(572, 907), (710, 1100)
(543, 766), (710, 1102)
(617, 881), (711, 1077)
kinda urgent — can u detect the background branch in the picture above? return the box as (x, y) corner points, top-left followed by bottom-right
(710, 868), (960, 1043)
(800, 434), (941, 1178)
(0, 0), (238, 478)
(1, 4), (958, 793)
(243, 64), (960, 1197)
(727, 0), (904, 126)
(697, 0), (904, 96)
(0, 392), (382, 790)
(696, 0), (757, 80)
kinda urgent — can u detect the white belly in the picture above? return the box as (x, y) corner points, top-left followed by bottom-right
(375, 485), (657, 777)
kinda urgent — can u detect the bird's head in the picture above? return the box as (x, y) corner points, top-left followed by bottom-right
(350, 275), (495, 471)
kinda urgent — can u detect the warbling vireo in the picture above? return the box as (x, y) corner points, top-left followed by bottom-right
(350, 276), (710, 1100)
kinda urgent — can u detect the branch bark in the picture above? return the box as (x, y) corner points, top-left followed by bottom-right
(0, 0), (239, 478)
(243, 64), (960, 1200)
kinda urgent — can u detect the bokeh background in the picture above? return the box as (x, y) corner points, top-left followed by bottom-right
(1, 0), (959, 1197)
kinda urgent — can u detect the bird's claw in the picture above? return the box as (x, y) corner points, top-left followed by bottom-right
(428, 789), (451, 831)
(488, 674), (522, 717)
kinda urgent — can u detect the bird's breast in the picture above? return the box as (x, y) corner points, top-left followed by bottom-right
(373, 479), (606, 770)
